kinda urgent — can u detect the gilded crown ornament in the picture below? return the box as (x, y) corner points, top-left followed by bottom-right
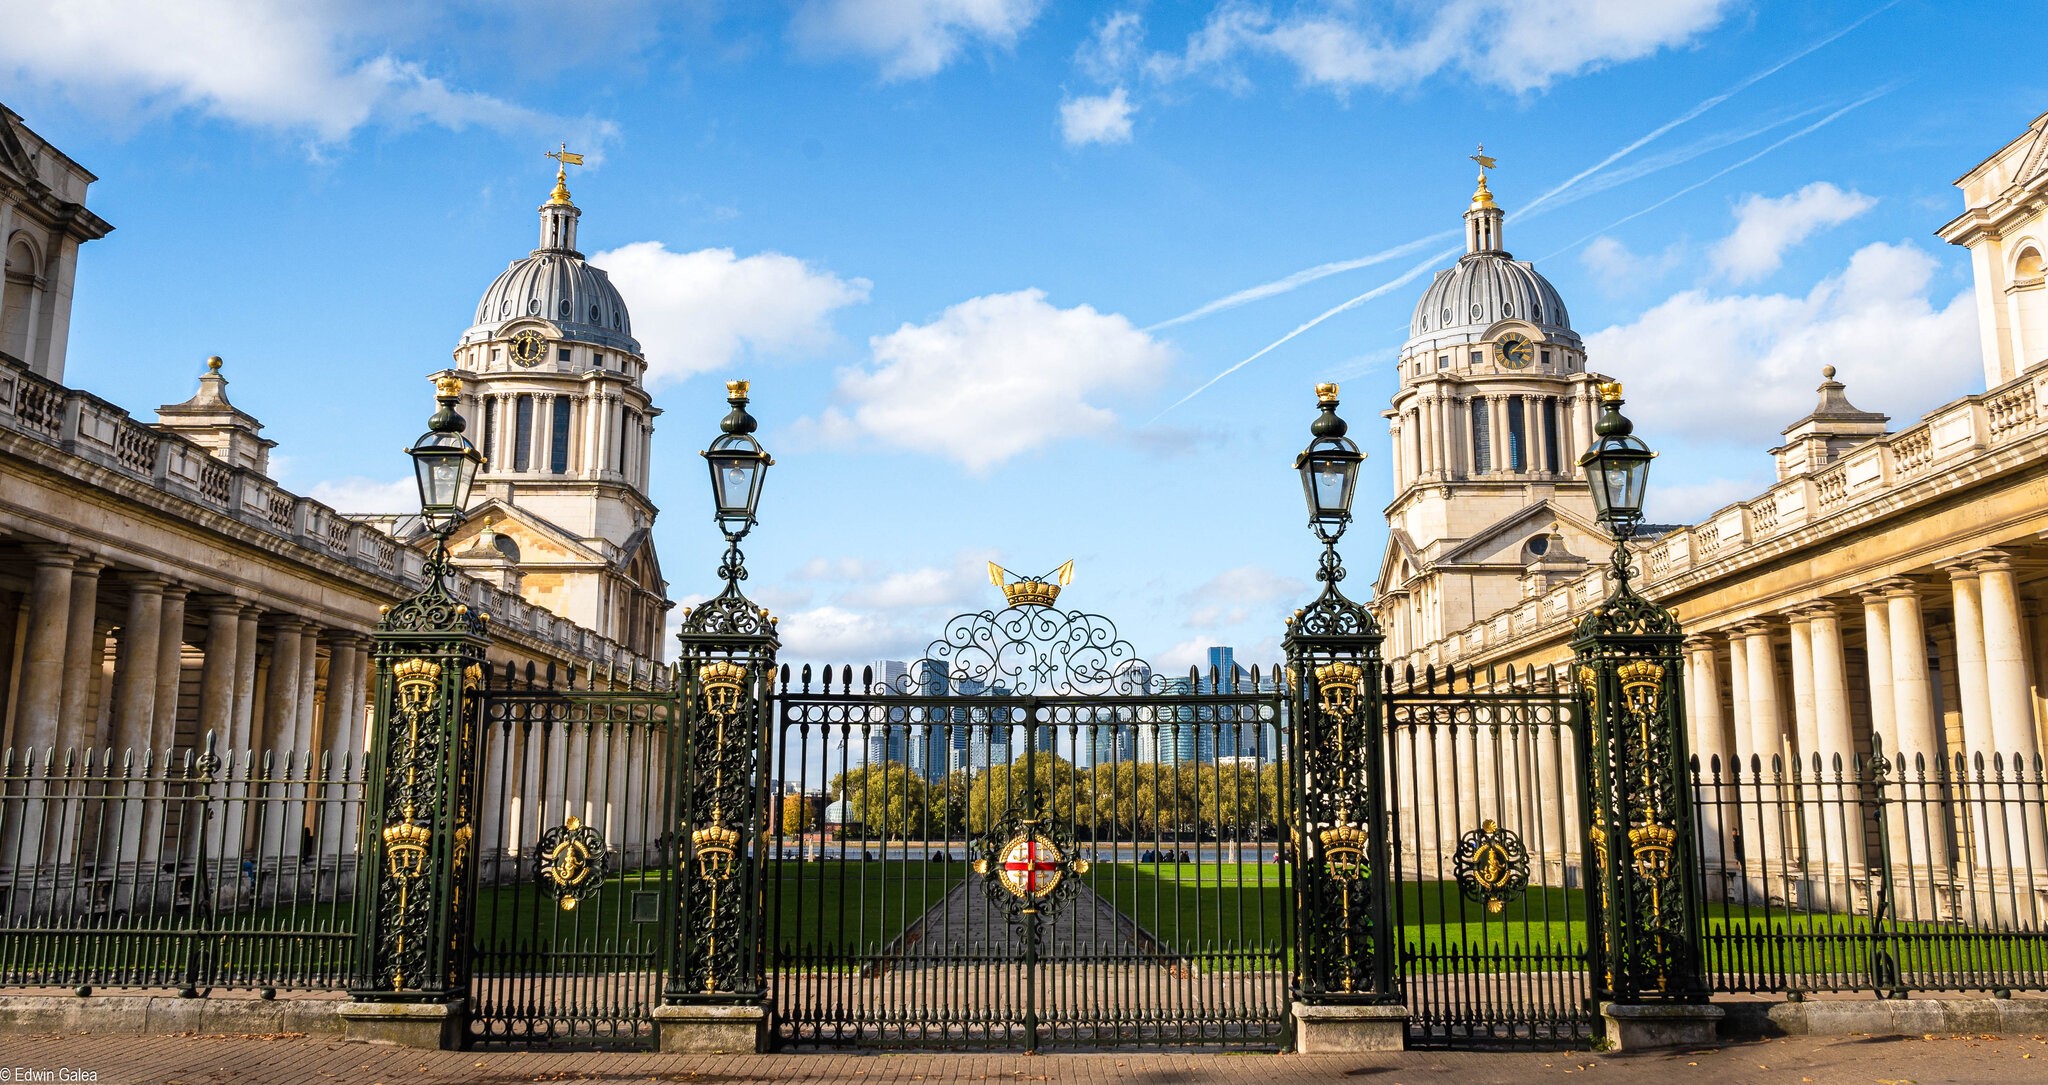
(690, 823), (742, 882)
(1313, 660), (1364, 717)
(382, 819), (432, 881)
(1317, 821), (1370, 880)
(988, 560), (1075, 609)
(697, 659), (748, 720)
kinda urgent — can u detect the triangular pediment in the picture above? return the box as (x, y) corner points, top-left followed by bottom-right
(449, 500), (607, 566)
(1435, 500), (1606, 568)
(0, 109), (34, 180)
(1375, 528), (1425, 593)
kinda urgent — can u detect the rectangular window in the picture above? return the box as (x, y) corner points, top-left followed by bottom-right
(1507, 395), (1527, 472)
(513, 395), (534, 471)
(481, 398), (497, 464)
(1540, 349), (1552, 367)
(550, 396), (573, 473)
(1437, 355), (1448, 370)
(1543, 397), (1562, 473)
(1469, 396), (1490, 475)
(592, 352), (604, 369)
(1469, 350), (1483, 368)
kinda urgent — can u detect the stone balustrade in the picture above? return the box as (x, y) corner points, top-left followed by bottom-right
(1415, 366), (2048, 669)
(0, 357), (652, 672)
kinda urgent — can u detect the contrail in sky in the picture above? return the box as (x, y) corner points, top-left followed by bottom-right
(1146, 1), (1903, 416)
(1147, 231), (1457, 330)
(1148, 1), (1900, 334)
(1541, 83), (1901, 262)
(1146, 246), (1459, 423)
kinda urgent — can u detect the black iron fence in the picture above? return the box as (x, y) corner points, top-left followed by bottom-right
(0, 736), (366, 993)
(1691, 742), (2048, 996)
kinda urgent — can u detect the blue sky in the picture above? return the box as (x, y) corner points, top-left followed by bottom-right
(2, 0), (2039, 671)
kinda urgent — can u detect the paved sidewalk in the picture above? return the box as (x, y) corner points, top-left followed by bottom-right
(0, 1032), (2044, 1085)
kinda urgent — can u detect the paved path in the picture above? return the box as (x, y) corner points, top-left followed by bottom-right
(873, 872), (1174, 967)
(4, 1031), (2046, 1084)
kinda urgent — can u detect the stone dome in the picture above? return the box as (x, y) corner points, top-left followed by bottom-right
(467, 252), (640, 354)
(1408, 252), (1578, 344)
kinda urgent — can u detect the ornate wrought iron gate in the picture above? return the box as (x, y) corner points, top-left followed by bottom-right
(1384, 665), (1595, 1046)
(767, 604), (1291, 1051)
(467, 664), (678, 1046)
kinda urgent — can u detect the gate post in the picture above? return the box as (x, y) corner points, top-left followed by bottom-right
(1285, 384), (1405, 1052)
(659, 381), (779, 1053)
(1569, 384), (1716, 1049)
(345, 379), (490, 1048)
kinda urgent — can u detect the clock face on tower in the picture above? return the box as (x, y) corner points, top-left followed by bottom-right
(508, 329), (546, 367)
(1495, 333), (1535, 369)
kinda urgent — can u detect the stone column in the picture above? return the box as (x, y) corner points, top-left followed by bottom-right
(231, 606), (262, 751)
(151, 586), (190, 751)
(1860, 591), (1898, 753)
(263, 619), (305, 753)
(295, 624), (322, 756)
(14, 545), (77, 752)
(112, 576), (168, 752)
(1881, 579), (1940, 875)
(198, 602), (241, 747)
(1805, 603), (1858, 887)
(1684, 634), (1730, 869)
(1787, 612), (1819, 771)
(1945, 564), (1996, 757)
(1740, 621), (1788, 871)
(58, 558), (105, 745)
(1972, 553), (2047, 872)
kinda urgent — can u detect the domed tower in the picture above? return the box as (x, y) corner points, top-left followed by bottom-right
(1375, 164), (1616, 661)
(435, 154), (670, 658)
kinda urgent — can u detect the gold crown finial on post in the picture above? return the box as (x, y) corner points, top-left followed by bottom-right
(435, 374), (463, 398)
(1598, 381), (1624, 403)
(726, 379), (750, 401)
(1315, 382), (1339, 406)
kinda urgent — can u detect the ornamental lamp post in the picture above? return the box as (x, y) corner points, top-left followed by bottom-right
(1578, 381), (1655, 545)
(703, 381), (773, 541)
(408, 375), (485, 548)
(1295, 382), (1366, 585)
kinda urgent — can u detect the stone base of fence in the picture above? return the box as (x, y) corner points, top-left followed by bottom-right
(1600, 1001), (1724, 1050)
(652, 1003), (766, 1053)
(1290, 1002), (1408, 1052)
(0, 992), (346, 1036)
(338, 998), (466, 1048)
(1720, 994), (2048, 1038)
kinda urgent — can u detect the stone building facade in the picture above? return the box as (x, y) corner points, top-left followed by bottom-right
(0, 105), (670, 775)
(1386, 113), (2048, 905)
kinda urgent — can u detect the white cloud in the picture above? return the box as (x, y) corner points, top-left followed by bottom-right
(1580, 235), (1684, 289)
(806, 288), (1173, 472)
(791, 0), (1045, 80)
(593, 243), (870, 385)
(1077, 10), (1146, 81)
(0, 0), (600, 144)
(1148, 0), (1734, 95)
(1711, 182), (1878, 283)
(1182, 565), (1308, 628)
(307, 475), (418, 514)
(1059, 87), (1136, 146)
(1587, 241), (1978, 451)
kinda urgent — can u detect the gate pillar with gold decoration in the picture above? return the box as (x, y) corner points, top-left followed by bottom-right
(660, 380), (779, 1054)
(1570, 384), (1716, 1050)
(345, 546), (491, 1048)
(1285, 384), (1406, 1052)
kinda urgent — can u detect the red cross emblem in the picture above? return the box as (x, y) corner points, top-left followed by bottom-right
(990, 832), (1066, 900)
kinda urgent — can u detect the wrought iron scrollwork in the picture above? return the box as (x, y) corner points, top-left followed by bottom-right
(898, 606), (1150, 697)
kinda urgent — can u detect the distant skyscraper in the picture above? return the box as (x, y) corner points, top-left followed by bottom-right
(863, 659), (911, 766)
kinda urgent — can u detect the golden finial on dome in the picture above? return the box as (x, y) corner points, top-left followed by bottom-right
(1469, 144), (1499, 210)
(545, 144), (583, 206)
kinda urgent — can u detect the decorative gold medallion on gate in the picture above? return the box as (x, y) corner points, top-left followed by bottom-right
(1313, 660), (1363, 718)
(1452, 818), (1530, 914)
(536, 815), (607, 911)
(974, 830), (1086, 901)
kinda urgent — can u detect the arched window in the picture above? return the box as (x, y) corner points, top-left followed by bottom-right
(2014, 246), (2048, 370)
(2, 235), (42, 364)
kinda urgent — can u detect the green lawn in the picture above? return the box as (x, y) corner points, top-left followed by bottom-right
(769, 859), (965, 959)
